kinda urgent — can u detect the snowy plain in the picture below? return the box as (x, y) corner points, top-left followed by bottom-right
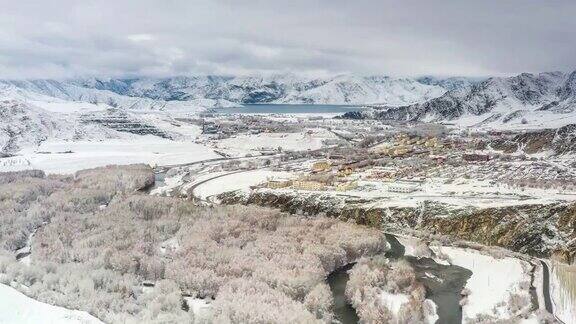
(192, 170), (294, 200)
(0, 137), (219, 174)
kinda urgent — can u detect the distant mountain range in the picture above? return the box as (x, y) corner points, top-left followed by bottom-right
(3, 70), (576, 153)
(72, 74), (456, 106)
(0, 74), (477, 154)
(359, 71), (576, 129)
(0, 74), (478, 109)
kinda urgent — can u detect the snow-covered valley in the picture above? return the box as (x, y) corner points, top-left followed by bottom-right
(0, 70), (575, 324)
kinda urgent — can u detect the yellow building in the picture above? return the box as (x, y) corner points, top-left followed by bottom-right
(292, 180), (326, 191)
(393, 146), (410, 156)
(267, 180), (292, 189)
(425, 137), (442, 148)
(337, 168), (354, 177)
(312, 161), (331, 172)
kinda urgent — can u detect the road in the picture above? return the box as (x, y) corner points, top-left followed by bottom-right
(187, 169), (250, 202)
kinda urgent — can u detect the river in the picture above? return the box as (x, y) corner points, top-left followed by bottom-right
(327, 234), (472, 324)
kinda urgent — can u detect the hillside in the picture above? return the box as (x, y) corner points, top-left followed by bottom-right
(0, 100), (125, 155)
(363, 71), (576, 129)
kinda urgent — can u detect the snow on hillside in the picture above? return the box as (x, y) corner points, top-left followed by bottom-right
(0, 283), (103, 324)
(274, 75), (446, 105)
(368, 70), (576, 130)
(0, 86), (226, 174)
(0, 99), (126, 154)
(433, 246), (533, 322)
(4, 74), (450, 107)
(0, 79), (228, 112)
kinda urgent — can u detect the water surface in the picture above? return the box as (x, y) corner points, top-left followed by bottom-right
(326, 234), (471, 324)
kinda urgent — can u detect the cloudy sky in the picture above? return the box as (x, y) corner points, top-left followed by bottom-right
(1, 0), (575, 79)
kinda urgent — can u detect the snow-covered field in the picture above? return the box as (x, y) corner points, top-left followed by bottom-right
(213, 129), (337, 157)
(0, 283), (103, 324)
(0, 137), (219, 174)
(432, 246), (533, 322)
(193, 170), (295, 200)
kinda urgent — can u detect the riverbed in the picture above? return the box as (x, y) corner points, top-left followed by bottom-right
(327, 234), (471, 324)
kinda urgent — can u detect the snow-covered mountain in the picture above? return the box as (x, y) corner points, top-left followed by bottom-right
(0, 99), (125, 154)
(1, 74), (452, 108)
(0, 79), (237, 112)
(78, 74), (448, 106)
(415, 76), (481, 92)
(365, 71), (576, 129)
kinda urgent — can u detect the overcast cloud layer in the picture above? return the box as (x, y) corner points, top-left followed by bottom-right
(1, 0), (575, 79)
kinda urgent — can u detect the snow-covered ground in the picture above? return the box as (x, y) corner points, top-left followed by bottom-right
(193, 170), (295, 200)
(184, 297), (212, 322)
(212, 129), (337, 157)
(432, 246), (533, 322)
(0, 137), (219, 174)
(447, 107), (576, 131)
(548, 261), (576, 324)
(264, 175), (576, 210)
(0, 283), (103, 324)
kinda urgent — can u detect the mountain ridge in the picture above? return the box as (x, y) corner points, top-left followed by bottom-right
(360, 70), (576, 129)
(0, 74), (478, 108)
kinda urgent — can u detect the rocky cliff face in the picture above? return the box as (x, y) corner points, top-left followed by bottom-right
(219, 190), (576, 264)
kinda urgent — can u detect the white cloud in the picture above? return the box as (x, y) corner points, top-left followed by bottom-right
(0, 0), (574, 79)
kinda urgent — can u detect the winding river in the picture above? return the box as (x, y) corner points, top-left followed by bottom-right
(327, 234), (472, 324)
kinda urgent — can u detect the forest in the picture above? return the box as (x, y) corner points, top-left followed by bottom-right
(0, 165), (394, 323)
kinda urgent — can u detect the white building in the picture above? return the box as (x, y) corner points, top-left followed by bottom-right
(388, 183), (420, 193)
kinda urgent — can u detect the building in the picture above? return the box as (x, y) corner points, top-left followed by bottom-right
(312, 161), (332, 172)
(392, 146), (411, 157)
(292, 180), (326, 191)
(267, 180), (292, 189)
(388, 183), (420, 193)
(337, 168), (353, 177)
